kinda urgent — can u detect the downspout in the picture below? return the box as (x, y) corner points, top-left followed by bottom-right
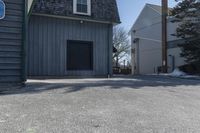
(136, 40), (140, 74)
(107, 24), (113, 78)
(21, 0), (28, 83)
(133, 38), (140, 75)
(21, 0), (36, 83)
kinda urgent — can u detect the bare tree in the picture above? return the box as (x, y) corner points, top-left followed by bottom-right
(113, 26), (130, 67)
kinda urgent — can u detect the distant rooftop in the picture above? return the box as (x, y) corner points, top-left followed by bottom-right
(146, 3), (172, 14)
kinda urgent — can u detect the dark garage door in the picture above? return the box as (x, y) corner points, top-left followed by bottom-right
(67, 40), (93, 70)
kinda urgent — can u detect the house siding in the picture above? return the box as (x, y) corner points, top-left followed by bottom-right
(28, 15), (112, 77)
(168, 47), (186, 72)
(130, 4), (187, 74)
(131, 4), (162, 74)
(138, 39), (162, 74)
(0, 0), (25, 83)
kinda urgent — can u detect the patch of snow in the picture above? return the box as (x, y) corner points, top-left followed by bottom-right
(187, 8), (197, 12)
(167, 69), (200, 80)
(169, 68), (187, 77)
(150, 68), (200, 80)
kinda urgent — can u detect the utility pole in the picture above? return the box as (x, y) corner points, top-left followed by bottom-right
(162, 0), (168, 73)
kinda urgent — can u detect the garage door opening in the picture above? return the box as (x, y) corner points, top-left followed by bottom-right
(67, 40), (93, 71)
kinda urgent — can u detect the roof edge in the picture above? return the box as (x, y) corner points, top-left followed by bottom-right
(32, 13), (120, 25)
(146, 3), (162, 15)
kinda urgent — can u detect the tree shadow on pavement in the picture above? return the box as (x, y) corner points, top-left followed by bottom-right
(0, 75), (200, 95)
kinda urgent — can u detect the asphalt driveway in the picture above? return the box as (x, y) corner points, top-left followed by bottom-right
(0, 75), (200, 133)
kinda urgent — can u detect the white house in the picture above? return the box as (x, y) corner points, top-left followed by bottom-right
(130, 3), (186, 75)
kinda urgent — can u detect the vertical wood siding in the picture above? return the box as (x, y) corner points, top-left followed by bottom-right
(0, 0), (24, 83)
(28, 15), (112, 77)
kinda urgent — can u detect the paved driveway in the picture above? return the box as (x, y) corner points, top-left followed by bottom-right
(0, 75), (200, 133)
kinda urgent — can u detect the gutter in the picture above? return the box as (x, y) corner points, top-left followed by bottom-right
(32, 13), (120, 25)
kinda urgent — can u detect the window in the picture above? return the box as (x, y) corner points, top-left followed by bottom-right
(67, 40), (93, 70)
(73, 0), (91, 15)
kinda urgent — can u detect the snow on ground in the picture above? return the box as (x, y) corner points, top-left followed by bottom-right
(158, 68), (200, 80)
(169, 68), (187, 77)
(150, 68), (200, 80)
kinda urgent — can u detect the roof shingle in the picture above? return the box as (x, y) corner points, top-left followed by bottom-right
(32, 0), (121, 24)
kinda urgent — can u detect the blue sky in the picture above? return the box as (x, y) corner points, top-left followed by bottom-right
(116, 0), (178, 31)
